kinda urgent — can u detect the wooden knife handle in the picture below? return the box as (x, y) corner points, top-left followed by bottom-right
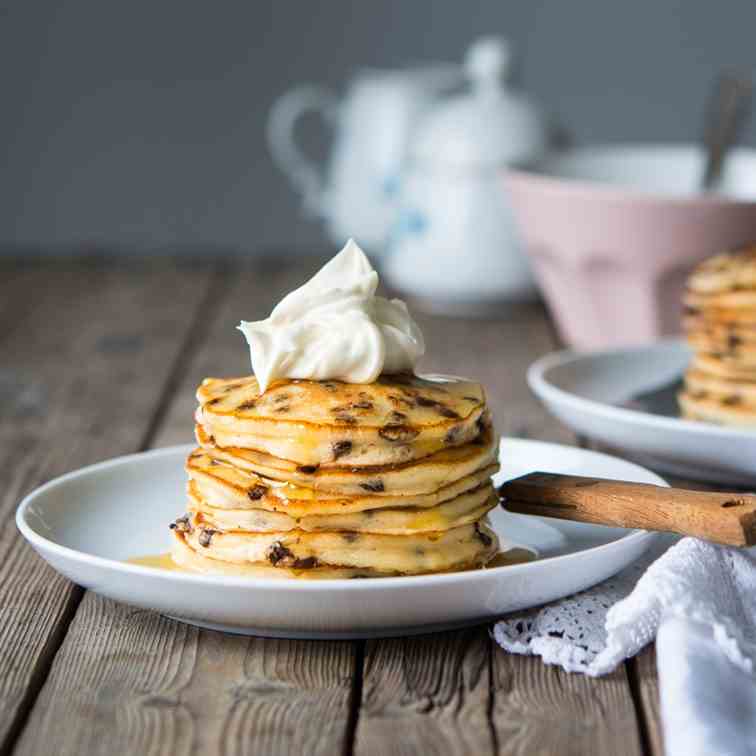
(499, 472), (756, 547)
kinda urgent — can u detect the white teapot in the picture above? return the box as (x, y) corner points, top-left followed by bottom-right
(384, 38), (553, 311)
(267, 63), (461, 255)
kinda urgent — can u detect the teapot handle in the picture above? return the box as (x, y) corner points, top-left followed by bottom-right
(267, 85), (338, 217)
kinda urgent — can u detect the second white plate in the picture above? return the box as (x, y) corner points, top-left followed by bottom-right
(529, 340), (756, 486)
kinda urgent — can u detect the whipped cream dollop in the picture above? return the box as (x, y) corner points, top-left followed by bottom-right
(238, 239), (425, 392)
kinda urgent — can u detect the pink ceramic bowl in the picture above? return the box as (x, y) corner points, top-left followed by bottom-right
(506, 144), (756, 349)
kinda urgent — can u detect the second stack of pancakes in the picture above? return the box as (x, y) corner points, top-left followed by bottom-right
(171, 373), (501, 578)
(680, 245), (756, 426)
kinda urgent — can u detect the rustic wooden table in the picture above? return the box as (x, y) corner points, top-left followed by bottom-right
(1, 256), (666, 756)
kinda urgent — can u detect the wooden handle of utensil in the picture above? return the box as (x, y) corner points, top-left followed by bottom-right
(498, 472), (756, 547)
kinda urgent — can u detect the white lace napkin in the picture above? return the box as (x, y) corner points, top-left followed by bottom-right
(493, 537), (756, 756)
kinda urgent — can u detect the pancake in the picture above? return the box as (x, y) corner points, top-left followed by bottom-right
(175, 518), (499, 575)
(172, 533), (395, 578)
(187, 448), (498, 514)
(678, 390), (756, 426)
(680, 247), (756, 427)
(196, 374), (487, 466)
(684, 368), (756, 406)
(682, 304), (756, 326)
(692, 353), (756, 380)
(684, 288), (756, 317)
(187, 482), (498, 534)
(687, 245), (756, 295)
(686, 332), (756, 361)
(684, 323), (756, 355)
(195, 424), (499, 497)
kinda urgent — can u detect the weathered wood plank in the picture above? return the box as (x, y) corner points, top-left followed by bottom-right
(15, 595), (356, 756)
(491, 652), (643, 756)
(0, 260), (215, 753)
(357, 627), (493, 756)
(14, 258), (357, 756)
(632, 648), (664, 756)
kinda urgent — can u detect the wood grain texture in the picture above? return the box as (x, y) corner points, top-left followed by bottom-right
(14, 595), (355, 756)
(632, 648), (664, 756)
(491, 649), (643, 756)
(356, 627), (494, 756)
(14, 258), (357, 756)
(0, 260), (214, 752)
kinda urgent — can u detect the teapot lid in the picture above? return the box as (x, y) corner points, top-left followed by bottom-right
(409, 37), (549, 169)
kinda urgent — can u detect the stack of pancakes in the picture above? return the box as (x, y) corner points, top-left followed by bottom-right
(680, 246), (756, 426)
(171, 373), (501, 578)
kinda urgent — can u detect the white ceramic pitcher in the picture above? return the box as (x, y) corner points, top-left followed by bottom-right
(267, 64), (461, 254)
(384, 38), (553, 311)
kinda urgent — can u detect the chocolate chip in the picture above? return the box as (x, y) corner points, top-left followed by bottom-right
(273, 393), (290, 403)
(198, 528), (217, 548)
(274, 405), (290, 413)
(342, 532), (359, 543)
(207, 397), (222, 406)
(378, 424), (419, 442)
(415, 395), (460, 418)
(463, 396), (479, 403)
(267, 541), (294, 565)
(332, 440), (353, 459)
(292, 556), (319, 569)
(334, 413), (357, 425)
(169, 514), (191, 533)
(360, 479), (385, 493)
(297, 464), (319, 474)
(237, 400), (256, 411)
(723, 395), (742, 405)
(728, 333), (743, 350)
(247, 484), (267, 500)
(444, 425), (462, 444)
(390, 411), (408, 422)
(475, 523), (493, 547)
(415, 395), (438, 407)
(322, 381), (338, 391)
(352, 400), (373, 410)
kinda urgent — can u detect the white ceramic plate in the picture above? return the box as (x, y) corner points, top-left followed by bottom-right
(17, 440), (661, 639)
(529, 340), (756, 486)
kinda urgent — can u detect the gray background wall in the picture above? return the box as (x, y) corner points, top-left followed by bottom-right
(3, 0), (756, 255)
